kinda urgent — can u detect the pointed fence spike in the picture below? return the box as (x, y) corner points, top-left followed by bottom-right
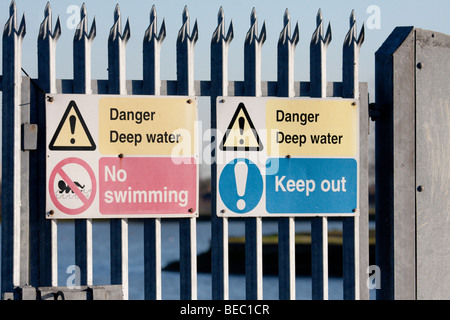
(226, 20), (234, 43)
(183, 5), (189, 23)
(343, 10), (365, 48)
(114, 4), (120, 20)
(350, 9), (356, 25)
(324, 22), (332, 46)
(18, 13), (26, 37)
(358, 24), (365, 46)
(123, 18), (131, 42)
(150, 5), (157, 22)
(44, 1), (51, 18)
(246, 8), (266, 45)
(145, 6), (157, 42)
(81, 3), (87, 20)
(53, 16), (61, 41)
(9, 0), (16, 22)
(191, 19), (199, 43)
(159, 18), (166, 41)
(317, 8), (323, 27)
(251, 7), (257, 25)
(284, 8), (290, 31)
(89, 17), (96, 40)
(212, 7), (233, 44)
(4, 0), (25, 38)
(292, 22), (300, 45)
(218, 6), (224, 23)
(260, 21), (267, 43)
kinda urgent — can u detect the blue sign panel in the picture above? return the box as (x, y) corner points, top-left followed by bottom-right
(219, 158), (264, 214)
(266, 158), (357, 214)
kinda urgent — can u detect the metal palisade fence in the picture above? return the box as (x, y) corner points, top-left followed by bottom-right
(1, 1), (369, 300)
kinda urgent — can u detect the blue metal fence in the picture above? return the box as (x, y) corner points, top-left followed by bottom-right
(1, 1), (369, 300)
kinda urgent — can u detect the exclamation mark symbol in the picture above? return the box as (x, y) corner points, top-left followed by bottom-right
(235, 161), (248, 210)
(70, 115), (76, 144)
(238, 116), (245, 145)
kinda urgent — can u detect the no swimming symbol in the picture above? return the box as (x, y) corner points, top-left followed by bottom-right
(49, 157), (97, 216)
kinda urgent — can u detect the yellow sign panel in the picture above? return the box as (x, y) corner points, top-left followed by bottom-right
(99, 97), (197, 156)
(266, 99), (358, 157)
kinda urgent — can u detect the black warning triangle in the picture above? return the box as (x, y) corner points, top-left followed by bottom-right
(220, 102), (263, 151)
(49, 100), (96, 151)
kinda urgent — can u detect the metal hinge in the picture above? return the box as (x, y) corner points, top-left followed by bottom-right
(369, 103), (382, 121)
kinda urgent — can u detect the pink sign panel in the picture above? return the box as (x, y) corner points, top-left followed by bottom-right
(99, 157), (197, 216)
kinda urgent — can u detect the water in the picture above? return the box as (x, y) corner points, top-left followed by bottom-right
(1, 219), (365, 300)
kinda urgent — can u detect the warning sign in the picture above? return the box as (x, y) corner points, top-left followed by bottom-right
(216, 96), (359, 218)
(49, 100), (96, 151)
(46, 94), (199, 219)
(99, 157), (197, 215)
(98, 97), (197, 156)
(265, 99), (358, 157)
(220, 102), (263, 151)
(48, 157), (97, 215)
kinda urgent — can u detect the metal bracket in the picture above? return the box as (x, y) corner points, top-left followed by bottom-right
(369, 103), (382, 121)
(22, 123), (38, 151)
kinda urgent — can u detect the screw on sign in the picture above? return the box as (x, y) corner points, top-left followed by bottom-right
(48, 157), (96, 216)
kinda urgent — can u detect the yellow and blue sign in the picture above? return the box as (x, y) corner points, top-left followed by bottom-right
(216, 96), (359, 217)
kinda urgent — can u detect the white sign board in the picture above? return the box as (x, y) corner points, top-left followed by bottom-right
(216, 96), (360, 217)
(46, 94), (198, 219)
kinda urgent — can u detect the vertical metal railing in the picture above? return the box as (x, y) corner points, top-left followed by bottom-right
(143, 5), (165, 301)
(243, 8), (266, 300)
(342, 10), (365, 300)
(277, 10), (299, 300)
(1, 0), (26, 294)
(176, 6), (198, 300)
(37, 2), (61, 288)
(73, 3), (96, 288)
(309, 9), (332, 300)
(107, 5), (131, 300)
(210, 7), (233, 300)
(1, 1), (368, 300)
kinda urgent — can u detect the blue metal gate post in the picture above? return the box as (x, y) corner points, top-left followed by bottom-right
(36, 2), (61, 288)
(176, 6), (198, 300)
(309, 9), (332, 300)
(210, 7), (233, 300)
(108, 5), (130, 300)
(244, 8), (266, 300)
(73, 3), (96, 288)
(277, 9), (299, 300)
(143, 5), (165, 301)
(1, 0), (26, 296)
(342, 11), (365, 300)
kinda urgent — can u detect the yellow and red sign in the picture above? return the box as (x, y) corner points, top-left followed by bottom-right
(46, 94), (198, 219)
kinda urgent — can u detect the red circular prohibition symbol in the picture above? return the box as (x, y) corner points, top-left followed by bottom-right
(49, 157), (97, 215)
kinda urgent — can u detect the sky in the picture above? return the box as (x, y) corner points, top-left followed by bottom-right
(1, 0), (450, 178)
(2, 0), (450, 94)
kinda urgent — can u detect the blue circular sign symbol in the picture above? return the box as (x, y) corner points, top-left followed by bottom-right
(219, 158), (263, 214)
